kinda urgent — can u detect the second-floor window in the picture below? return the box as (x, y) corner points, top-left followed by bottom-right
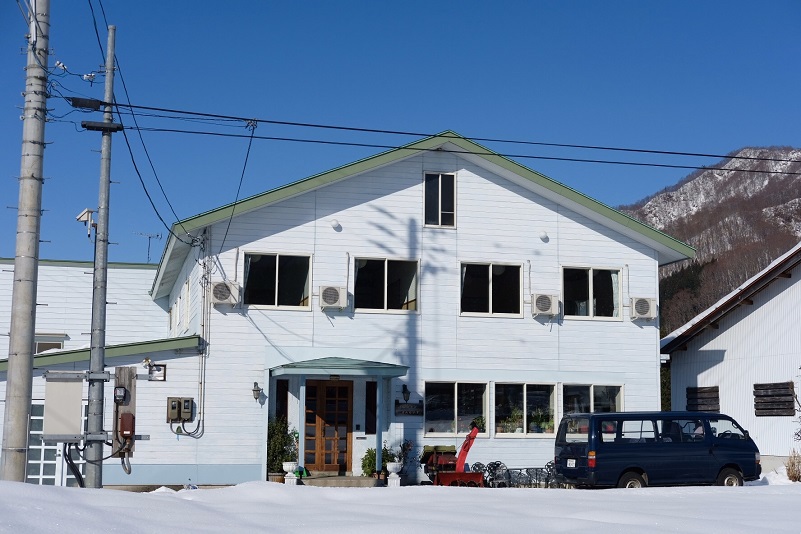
(460, 263), (521, 314)
(424, 173), (455, 226)
(354, 258), (418, 311)
(562, 267), (620, 318)
(243, 253), (310, 307)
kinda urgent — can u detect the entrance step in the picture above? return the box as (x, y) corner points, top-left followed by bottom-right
(299, 474), (385, 488)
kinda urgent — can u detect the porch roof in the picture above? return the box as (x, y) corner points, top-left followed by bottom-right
(270, 357), (408, 378)
(0, 335), (203, 372)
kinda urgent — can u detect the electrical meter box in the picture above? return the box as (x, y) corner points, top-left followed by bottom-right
(166, 396), (194, 423)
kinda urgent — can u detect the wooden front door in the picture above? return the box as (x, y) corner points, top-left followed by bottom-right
(304, 380), (353, 473)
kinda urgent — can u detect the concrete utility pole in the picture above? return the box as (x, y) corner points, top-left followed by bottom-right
(84, 25), (119, 489)
(1, 0), (51, 482)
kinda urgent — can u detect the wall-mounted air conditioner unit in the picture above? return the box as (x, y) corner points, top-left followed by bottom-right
(211, 280), (239, 305)
(631, 297), (657, 320)
(320, 286), (347, 310)
(532, 294), (559, 316)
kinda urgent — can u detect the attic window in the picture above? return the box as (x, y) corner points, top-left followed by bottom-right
(424, 173), (455, 226)
(243, 253), (310, 307)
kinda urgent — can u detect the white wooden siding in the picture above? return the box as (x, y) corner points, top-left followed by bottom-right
(1, 148), (668, 482)
(671, 261), (801, 460)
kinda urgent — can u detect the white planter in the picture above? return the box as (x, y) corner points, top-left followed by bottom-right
(282, 461), (298, 475)
(386, 462), (402, 475)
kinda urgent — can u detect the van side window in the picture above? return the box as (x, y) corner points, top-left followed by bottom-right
(619, 420), (655, 443)
(658, 419), (701, 443)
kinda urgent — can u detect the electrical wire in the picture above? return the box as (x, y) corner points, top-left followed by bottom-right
(85, 0), (194, 244)
(123, 126), (801, 176)
(108, 102), (801, 166)
(218, 121), (258, 255)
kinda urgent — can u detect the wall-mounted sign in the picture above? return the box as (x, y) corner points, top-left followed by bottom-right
(394, 400), (423, 416)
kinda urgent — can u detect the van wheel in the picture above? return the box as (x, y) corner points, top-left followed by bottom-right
(617, 472), (646, 488)
(716, 468), (743, 487)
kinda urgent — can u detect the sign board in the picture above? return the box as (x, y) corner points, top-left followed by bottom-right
(394, 400), (423, 416)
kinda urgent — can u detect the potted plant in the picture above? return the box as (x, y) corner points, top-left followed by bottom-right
(471, 416), (486, 433)
(361, 441), (397, 478)
(266, 416), (298, 483)
(529, 407), (553, 433)
(500, 406), (524, 433)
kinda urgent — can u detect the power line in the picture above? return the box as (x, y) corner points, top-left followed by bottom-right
(124, 126), (801, 176)
(84, 0), (194, 243)
(218, 121), (258, 255)
(108, 102), (801, 166)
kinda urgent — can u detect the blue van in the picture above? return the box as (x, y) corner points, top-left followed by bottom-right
(554, 411), (761, 488)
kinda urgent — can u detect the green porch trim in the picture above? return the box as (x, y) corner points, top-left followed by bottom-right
(270, 357), (408, 378)
(0, 335), (203, 372)
(0, 258), (157, 269)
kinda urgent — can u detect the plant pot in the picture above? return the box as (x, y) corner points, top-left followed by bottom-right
(386, 462), (403, 475)
(282, 461), (298, 475)
(267, 472), (285, 484)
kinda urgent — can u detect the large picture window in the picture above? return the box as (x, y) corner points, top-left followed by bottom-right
(461, 263), (521, 314)
(495, 384), (555, 435)
(563, 384), (622, 415)
(243, 253), (310, 307)
(424, 173), (455, 226)
(354, 259), (418, 311)
(424, 382), (487, 435)
(563, 267), (620, 318)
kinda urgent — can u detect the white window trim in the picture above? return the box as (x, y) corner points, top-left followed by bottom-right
(423, 381), (489, 437)
(353, 257), (420, 314)
(423, 171), (457, 229)
(559, 383), (625, 421)
(459, 261), (524, 318)
(493, 382), (557, 439)
(561, 265), (623, 321)
(241, 251), (313, 310)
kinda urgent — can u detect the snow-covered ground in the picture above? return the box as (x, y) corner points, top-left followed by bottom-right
(1, 466), (797, 533)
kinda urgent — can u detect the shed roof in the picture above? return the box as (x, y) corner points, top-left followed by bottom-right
(661, 241), (801, 354)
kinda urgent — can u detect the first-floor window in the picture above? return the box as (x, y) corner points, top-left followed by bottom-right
(563, 267), (620, 318)
(424, 382), (487, 435)
(495, 383), (555, 434)
(243, 253), (310, 307)
(354, 258), (418, 311)
(461, 263), (521, 314)
(563, 384), (622, 415)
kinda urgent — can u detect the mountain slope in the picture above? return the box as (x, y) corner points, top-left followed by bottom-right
(620, 147), (801, 335)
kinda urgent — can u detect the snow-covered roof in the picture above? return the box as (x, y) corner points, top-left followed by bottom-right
(661, 240), (801, 354)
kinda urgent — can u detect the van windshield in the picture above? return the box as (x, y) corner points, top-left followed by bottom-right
(556, 417), (590, 444)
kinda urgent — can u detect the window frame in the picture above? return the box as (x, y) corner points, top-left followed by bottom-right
(460, 262), (523, 317)
(561, 384), (623, 416)
(242, 252), (312, 309)
(561, 266), (622, 320)
(424, 172), (456, 228)
(424, 381), (488, 437)
(34, 334), (65, 355)
(353, 257), (419, 313)
(494, 383), (556, 437)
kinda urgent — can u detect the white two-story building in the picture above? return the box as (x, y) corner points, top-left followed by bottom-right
(0, 131), (693, 487)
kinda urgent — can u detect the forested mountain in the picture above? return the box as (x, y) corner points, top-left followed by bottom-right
(619, 147), (801, 336)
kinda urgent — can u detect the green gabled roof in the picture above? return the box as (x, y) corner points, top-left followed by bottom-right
(0, 335), (202, 372)
(152, 131), (694, 298)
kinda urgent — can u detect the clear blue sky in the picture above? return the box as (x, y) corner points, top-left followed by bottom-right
(2, 1), (799, 263)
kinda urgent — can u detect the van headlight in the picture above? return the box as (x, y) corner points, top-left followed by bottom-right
(755, 452), (761, 464)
